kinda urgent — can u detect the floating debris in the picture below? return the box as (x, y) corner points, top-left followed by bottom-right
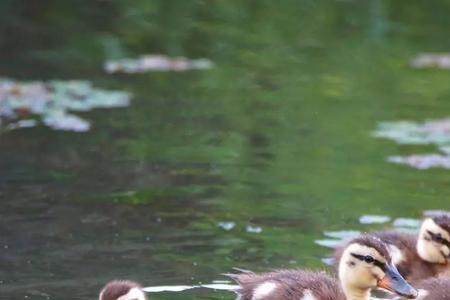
(200, 283), (239, 291)
(142, 283), (238, 293)
(0, 79), (130, 132)
(411, 53), (450, 69)
(316, 231), (360, 250)
(142, 285), (196, 293)
(373, 119), (450, 145)
(104, 54), (213, 74)
(5, 119), (37, 130)
(359, 215), (391, 224)
(387, 154), (450, 169)
(321, 257), (336, 266)
(218, 222), (236, 231)
(423, 210), (450, 218)
(315, 239), (343, 249)
(392, 218), (421, 228)
(246, 225), (263, 234)
(373, 118), (450, 169)
(323, 230), (361, 240)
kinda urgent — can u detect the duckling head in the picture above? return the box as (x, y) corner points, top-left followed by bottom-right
(417, 215), (450, 264)
(99, 280), (147, 300)
(339, 236), (417, 300)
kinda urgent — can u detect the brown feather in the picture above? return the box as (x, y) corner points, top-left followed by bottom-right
(99, 280), (142, 300)
(232, 269), (343, 300)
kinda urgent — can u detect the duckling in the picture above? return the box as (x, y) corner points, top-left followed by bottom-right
(229, 236), (417, 300)
(99, 280), (147, 300)
(335, 214), (450, 282)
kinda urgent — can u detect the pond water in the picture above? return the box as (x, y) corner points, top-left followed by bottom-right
(2, 1), (450, 299)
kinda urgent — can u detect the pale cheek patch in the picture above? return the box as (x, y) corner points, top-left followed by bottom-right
(252, 282), (278, 300)
(388, 244), (405, 265)
(300, 289), (316, 300)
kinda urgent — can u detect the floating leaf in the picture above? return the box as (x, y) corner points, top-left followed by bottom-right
(323, 230), (361, 240)
(142, 283), (239, 293)
(373, 119), (450, 146)
(104, 54), (213, 74)
(392, 218), (421, 228)
(423, 210), (450, 218)
(43, 110), (90, 132)
(321, 257), (336, 266)
(142, 285), (197, 293)
(359, 215), (391, 224)
(373, 118), (450, 169)
(246, 225), (263, 233)
(315, 239), (343, 249)
(217, 222), (236, 231)
(387, 154), (450, 169)
(200, 284), (239, 291)
(0, 78), (131, 132)
(411, 53), (450, 69)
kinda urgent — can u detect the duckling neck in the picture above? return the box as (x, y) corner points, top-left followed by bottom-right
(341, 285), (371, 300)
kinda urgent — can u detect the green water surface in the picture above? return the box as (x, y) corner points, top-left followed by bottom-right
(1, 1), (450, 299)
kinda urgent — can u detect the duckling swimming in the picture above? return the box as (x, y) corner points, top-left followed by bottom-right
(336, 214), (450, 282)
(99, 280), (146, 300)
(229, 236), (417, 300)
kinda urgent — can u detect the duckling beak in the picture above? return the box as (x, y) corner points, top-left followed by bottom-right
(377, 264), (418, 299)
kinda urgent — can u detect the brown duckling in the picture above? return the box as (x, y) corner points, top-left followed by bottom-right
(230, 236), (417, 300)
(335, 214), (450, 282)
(99, 280), (147, 300)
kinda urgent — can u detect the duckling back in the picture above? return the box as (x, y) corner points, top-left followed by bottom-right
(230, 269), (343, 300)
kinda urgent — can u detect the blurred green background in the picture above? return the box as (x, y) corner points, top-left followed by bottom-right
(1, 0), (450, 299)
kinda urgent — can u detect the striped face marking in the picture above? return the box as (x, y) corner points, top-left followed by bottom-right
(427, 230), (450, 248)
(350, 253), (387, 272)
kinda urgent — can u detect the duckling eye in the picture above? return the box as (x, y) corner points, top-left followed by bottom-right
(364, 256), (375, 263)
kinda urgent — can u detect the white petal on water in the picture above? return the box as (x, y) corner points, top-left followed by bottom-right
(439, 146), (450, 154)
(43, 111), (90, 132)
(104, 54), (214, 74)
(323, 230), (361, 239)
(246, 225), (263, 233)
(359, 215), (391, 224)
(141, 283), (239, 293)
(315, 239), (343, 249)
(411, 53), (450, 69)
(394, 227), (420, 234)
(6, 119), (37, 130)
(423, 210), (450, 218)
(373, 118), (450, 146)
(218, 222), (236, 231)
(321, 257), (337, 266)
(387, 154), (450, 170)
(142, 285), (199, 293)
(200, 284), (240, 291)
(392, 218), (421, 228)
(1, 78), (131, 132)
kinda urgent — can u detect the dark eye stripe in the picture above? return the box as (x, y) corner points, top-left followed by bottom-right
(427, 230), (450, 248)
(350, 253), (387, 271)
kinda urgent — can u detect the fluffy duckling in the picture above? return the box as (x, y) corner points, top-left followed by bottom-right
(336, 215), (450, 282)
(99, 280), (147, 300)
(230, 236), (417, 300)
